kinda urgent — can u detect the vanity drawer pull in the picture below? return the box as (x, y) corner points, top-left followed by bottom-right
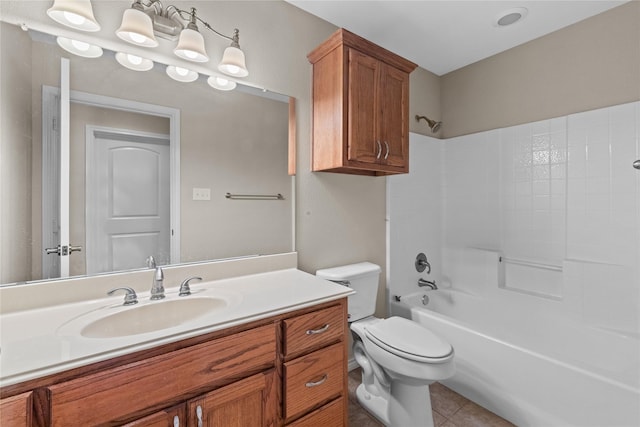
(306, 324), (330, 335)
(196, 405), (203, 427)
(305, 374), (328, 388)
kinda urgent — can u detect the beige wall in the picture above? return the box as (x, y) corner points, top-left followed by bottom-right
(0, 23), (32, 284)
(441, 1), (640, 138)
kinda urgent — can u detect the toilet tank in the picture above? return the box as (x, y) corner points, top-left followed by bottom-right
(316, 262), (381, 322)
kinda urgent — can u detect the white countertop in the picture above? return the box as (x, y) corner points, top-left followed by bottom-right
(0, 268), (353, 387)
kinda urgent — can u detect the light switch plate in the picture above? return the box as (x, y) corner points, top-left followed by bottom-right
(192, 188), (211, 201)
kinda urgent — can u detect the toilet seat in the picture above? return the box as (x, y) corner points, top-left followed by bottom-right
(364, 317), (453, 363)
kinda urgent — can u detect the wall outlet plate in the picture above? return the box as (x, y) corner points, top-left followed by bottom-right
(193, 188), (211, 201)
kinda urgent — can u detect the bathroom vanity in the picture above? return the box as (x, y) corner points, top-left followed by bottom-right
(0, 255), (352, 426)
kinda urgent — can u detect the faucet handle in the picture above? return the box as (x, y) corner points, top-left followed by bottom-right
(179, 276), (203, 296)
(107, 287), (138, 305)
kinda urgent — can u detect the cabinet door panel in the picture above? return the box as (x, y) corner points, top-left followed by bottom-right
(0, 392), (32, 427)
(187, 371), (276, 427)
(379, 64), (409, 169)
(347, 49), (379, 165)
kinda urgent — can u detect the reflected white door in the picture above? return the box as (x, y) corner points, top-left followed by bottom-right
(86, 127), (170, 274)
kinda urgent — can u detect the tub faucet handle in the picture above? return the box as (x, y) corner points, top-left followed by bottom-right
(415, 253), (431, 274)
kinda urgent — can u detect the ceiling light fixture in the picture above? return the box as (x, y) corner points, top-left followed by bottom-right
(494, 7), (528, 27)
(56, 36), (103, 58)
(47, 0), (101, 32)
(116, 0), (249, 77)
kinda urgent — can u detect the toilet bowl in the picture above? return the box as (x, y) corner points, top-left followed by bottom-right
(316, 262), (455, 427)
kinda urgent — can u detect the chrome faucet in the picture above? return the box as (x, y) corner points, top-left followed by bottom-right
(418, 278), (437, 290)
(147, 256), (165, 300)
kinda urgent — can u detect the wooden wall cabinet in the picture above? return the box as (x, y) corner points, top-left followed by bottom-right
(308, 28), (417, 176)
(0, 299), (349, 427)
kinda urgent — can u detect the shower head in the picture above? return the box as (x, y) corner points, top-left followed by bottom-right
(415, 115), (442, 133)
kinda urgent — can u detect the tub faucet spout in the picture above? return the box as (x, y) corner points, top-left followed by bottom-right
(418, 278), (437, 290)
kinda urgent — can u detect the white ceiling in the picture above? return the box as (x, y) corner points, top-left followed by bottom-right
(286, 0), (628, 75)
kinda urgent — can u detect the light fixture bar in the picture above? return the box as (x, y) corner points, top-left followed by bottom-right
(113, 1), (249, 77)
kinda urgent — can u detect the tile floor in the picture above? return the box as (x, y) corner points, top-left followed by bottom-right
(347, 369), (515, 427)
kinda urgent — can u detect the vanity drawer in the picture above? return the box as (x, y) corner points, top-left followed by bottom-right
(283, 304), (344, 358)
(47, 324), (276, 426)
(283, 343), (344, 422)
(287, 396), (345, 427)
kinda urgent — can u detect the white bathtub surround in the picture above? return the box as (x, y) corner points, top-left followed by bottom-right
(387, 101), (640, 426)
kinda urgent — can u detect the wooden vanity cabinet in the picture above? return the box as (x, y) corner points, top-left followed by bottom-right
(308, 28), (417, 176)
(0, 299), (349, 427)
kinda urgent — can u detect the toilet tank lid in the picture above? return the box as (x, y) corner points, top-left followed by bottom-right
(316, 262), (381, 281)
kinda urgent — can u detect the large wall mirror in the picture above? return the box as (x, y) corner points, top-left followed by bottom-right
(0, 5), (295, 287)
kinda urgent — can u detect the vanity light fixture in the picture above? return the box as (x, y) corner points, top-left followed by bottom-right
(116, 0), (249, 77)
(207, 75), (236, 91)
(56, 36), (103, 58)
(47, 0), (101, 32)
(115, 52), (154, 71)
(166, 65), (198, 82)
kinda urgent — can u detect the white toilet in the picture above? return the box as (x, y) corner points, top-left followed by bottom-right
(316, 262), (455, 427)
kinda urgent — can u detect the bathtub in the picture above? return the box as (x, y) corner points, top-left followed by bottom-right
(390, 289), (640, 427)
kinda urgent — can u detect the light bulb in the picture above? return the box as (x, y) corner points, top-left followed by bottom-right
(129, 32), (148, 44)
(175, 67), (189, 76)
(70, 39), (90, 51)
(63, 11), (86, 26)
(226, 65), (240, 75)
(127, 54), (143, 65)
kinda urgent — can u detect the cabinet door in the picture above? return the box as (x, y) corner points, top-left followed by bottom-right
(187, 371), (277, 427)
(0, 392), (32, 427)
(347, 49), (380, 165)
(378, 63), (409, 170)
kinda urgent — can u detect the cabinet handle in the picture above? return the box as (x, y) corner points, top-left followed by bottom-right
(306, 324), (330, 335)
(376, 140), (382, 159)
(173, 415), (180, 427)
(384, 141), (390, 160)
(306, 374), (328, 387)
(196, 405), (203, 427)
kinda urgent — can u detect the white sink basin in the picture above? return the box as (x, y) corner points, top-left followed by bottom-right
(80, 297), (228, 338)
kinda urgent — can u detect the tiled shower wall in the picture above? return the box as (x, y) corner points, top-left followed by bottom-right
(388, 101), (639, 334)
